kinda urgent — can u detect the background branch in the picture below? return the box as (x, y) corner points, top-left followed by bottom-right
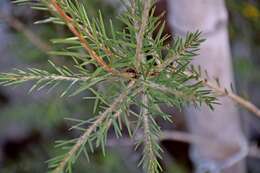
(0, 11), (51, 53)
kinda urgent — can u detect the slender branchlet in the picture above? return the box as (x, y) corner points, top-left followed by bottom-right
(198, 73), (260, 117)
(53, 81), (136, 173)
(135, 0), (152, 71)
(141, 93), (162, 173)
(49, 0), (116, 74)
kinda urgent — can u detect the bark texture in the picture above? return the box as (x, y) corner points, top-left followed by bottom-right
(167, 1), (247, 173)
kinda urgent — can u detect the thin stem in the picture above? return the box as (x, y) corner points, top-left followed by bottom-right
(0, 12), (51, 53)
(141, 92), (160, 172)
(131, 0), (138, 32)
(144, 80), (196, 100)
(50, 0), (116, 74)
(6, 74), (89, 82)
(184, 71), (260, 117)
(53, 81), (136, 173)
(142, 94), (154, 159)
(135, 0), (152, 71)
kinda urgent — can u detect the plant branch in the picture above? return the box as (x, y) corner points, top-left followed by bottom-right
(184, 71), (260, 117)
(135, 0), (152, 71)
(50, 0), (117, 74)
(2, 73), (89, 83)
(144, 80), (196, 100)
(53, 81), (136, 173)
(140, 92), (162, 173)
(142, 94), (156, 161)
(0, 12), (51, 53)
(50, 0), (260, 119)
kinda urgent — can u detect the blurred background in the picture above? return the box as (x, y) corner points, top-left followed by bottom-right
(0, 0), (259, 173)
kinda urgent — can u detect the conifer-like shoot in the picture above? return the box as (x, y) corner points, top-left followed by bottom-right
(3, 0), (259, 173)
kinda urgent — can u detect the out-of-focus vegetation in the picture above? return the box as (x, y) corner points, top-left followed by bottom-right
(227, 1), (260, 84)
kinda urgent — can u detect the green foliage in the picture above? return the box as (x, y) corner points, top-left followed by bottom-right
(1, 0), (217, 173)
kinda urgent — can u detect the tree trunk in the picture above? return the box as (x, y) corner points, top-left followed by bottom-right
(167, 1), (247, 173)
